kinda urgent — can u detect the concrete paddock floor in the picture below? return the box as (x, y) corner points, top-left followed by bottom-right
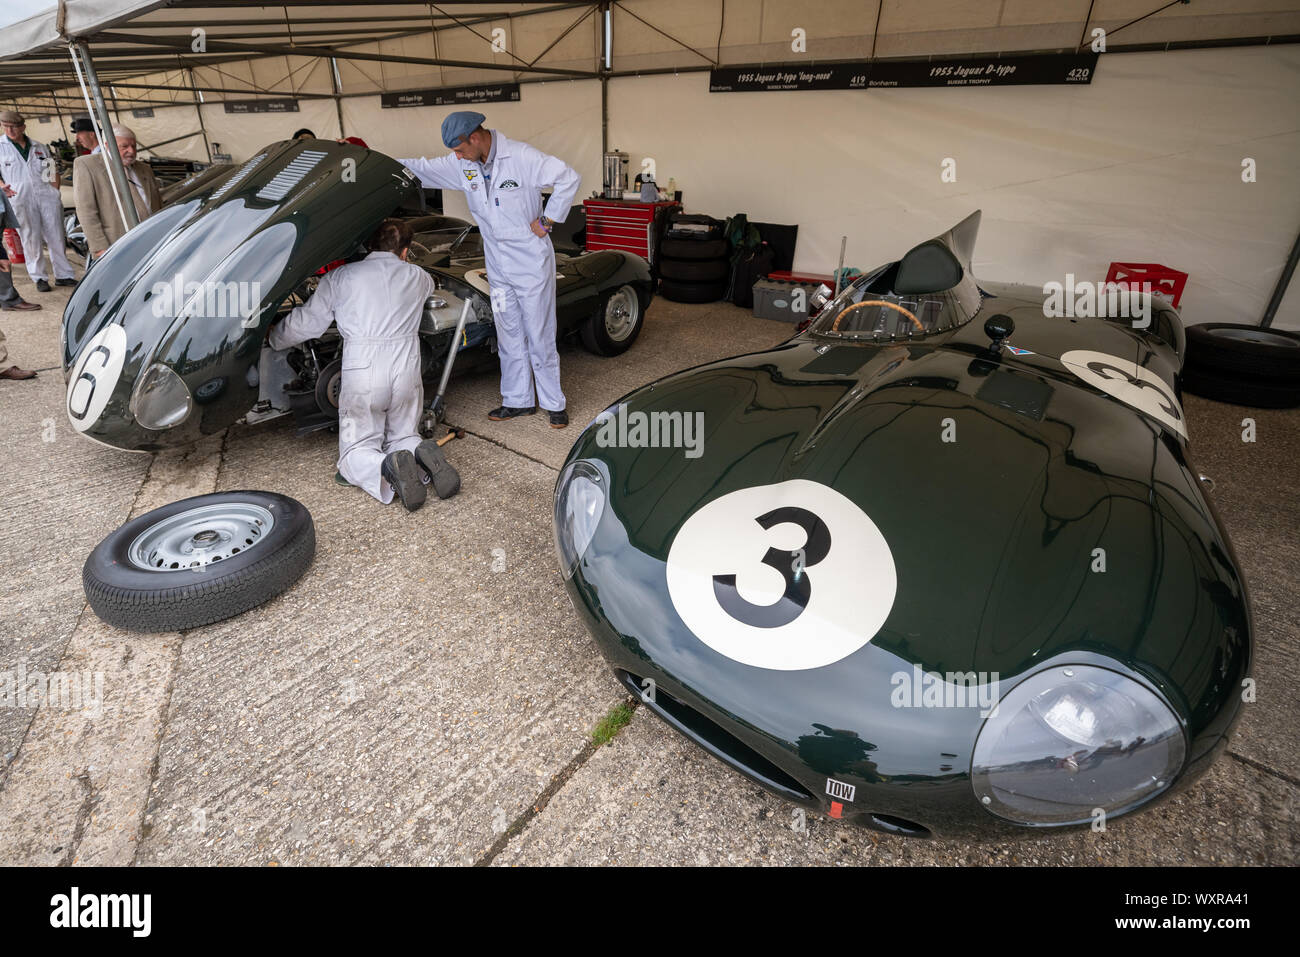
(0, 264), (1295, 866)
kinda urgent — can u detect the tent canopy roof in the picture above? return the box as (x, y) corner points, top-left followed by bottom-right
(3, 1), (1298, 111)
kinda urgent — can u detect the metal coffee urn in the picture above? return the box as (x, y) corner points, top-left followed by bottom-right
(603, 151), (629, 199)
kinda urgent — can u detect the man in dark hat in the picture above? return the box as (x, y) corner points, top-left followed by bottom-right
(71, 118), (98, 156)
(400, 111), (581, 428)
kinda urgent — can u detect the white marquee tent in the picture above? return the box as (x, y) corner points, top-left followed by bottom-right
(2, 1), (1298, 327)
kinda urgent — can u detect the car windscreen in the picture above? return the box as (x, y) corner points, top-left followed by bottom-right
(811, 261), (981, 341)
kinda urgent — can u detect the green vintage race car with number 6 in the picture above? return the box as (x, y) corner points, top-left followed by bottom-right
(60, 139), (652, 451)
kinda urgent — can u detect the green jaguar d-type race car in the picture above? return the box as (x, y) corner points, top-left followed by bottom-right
(61, 139), (652, 451)
(555, 211), (1251, 839)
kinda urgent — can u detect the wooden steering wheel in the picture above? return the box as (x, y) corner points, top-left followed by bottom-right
(831, 299), (924, 333)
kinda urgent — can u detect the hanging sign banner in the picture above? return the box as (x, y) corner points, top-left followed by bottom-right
(381, 83), (521, 109)
(710, 53), (1099, 92)
(223, 99), (301, 114)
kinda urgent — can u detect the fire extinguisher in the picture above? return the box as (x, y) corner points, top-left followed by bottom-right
(2, 228), (23, 264)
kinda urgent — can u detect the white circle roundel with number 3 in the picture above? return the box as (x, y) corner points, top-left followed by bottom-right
(666, 479), (897, 671)
(1060, 349), (1187, 440)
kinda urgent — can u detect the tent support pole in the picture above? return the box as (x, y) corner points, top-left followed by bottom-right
(330, 57), (346, 138)
(1260, 226), (1300, 329)
(67, 40), (139, 232)
(599, 1), (610, 153)
(140, 130), (209, 152)
(188, 69), (213, 163)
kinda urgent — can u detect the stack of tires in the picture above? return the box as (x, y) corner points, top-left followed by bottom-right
(657, 213), (729, 303)
(1182, 323), (1300, 408)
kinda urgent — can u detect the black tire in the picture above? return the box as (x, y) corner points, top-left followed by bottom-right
(1182, 363), (1300, 408)
(1185, 323), (1300, 378)
(659, 257), (729, 282)
(315, 358), (343, 417)
(83, 491), (316, 633)
(660, 238), (728, 260)
(658, 277), (728, 304)
(581, 284), (645, 356)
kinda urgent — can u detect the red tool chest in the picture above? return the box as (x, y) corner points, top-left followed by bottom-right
(582, 199), (679, 262)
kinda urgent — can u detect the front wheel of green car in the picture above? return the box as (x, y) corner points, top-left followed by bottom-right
(581, 285), (644, 357)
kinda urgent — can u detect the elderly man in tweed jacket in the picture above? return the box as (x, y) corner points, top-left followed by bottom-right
(73, 125), (162, 258)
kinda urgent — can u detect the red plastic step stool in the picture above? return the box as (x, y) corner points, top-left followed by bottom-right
(1104, 262), (1188, 308)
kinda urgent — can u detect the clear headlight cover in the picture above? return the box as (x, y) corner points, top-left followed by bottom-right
(971, 664), (1185, 826)
(130, 362), (193, 430)
(553, 460), (606, 580)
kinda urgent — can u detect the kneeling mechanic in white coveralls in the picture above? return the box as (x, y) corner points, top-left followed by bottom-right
(269, 218), (460, 511)
(400, 110), (581, 428)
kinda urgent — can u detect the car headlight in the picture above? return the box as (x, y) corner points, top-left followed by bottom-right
(971, 664), (1185, 826)
(553, 460), (606, 580)
(130, 362), (193, 430)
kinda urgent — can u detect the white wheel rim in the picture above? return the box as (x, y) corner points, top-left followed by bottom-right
(128, 502), (275, 571)
(604, 287), (639, 341)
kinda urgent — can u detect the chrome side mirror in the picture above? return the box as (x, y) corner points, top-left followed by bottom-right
(810, 283), (833, 311)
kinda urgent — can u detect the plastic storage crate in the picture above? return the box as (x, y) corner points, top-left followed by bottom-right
(752, 278), (814, 322)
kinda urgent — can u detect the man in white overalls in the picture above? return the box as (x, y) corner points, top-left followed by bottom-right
(0, 111), (76, 292)
(401, 111), (581, 428)
(270, 219), (461, 511)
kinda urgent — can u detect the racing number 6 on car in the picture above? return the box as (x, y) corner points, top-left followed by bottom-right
(66, 324), (127, 433)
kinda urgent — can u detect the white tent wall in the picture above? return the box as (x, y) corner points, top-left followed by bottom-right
(608, 44), (1300, 330)
(336, 39), (425, 96)
(7, 97), (205, 162)
(197, 98), (341, 160)
(7, 6), (1297, 329)
(117, 105), (207, 161)
(335, 8), (598, 95)
(192, 56), (335, 97)
(611, 0), (1300, 70)
(340, 77), (603, 223)
(11, 92), (208, 161)
(22, 113), (70, 146)
(508, 4), (601, 72)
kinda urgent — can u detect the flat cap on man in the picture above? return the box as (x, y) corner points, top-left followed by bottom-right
(440, 111), (485, 149)
(71, 117), (96, 132)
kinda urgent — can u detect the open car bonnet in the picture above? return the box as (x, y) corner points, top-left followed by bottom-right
(61, 140), (420, 451)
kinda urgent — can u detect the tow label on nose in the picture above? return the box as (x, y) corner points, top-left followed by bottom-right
(826, 778), (856, 802)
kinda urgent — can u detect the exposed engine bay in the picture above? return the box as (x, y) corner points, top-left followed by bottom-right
(245, 263), (496, 438)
